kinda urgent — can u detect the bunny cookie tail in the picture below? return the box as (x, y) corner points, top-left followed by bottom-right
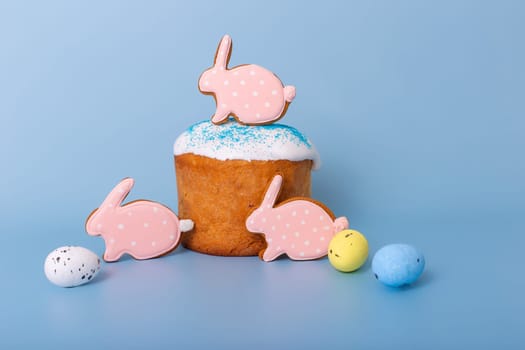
(283, 85), (296, 102)
(180, 219), (195, 232)
(334, 217), (349, 233)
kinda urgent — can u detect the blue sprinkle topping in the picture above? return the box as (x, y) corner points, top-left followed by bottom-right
(184, 119), (313, 149)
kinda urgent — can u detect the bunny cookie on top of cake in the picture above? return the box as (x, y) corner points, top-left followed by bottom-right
(199, 34), (296, 125)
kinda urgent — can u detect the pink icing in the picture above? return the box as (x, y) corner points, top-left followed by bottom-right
(199, 35), (296, 125)
(85, 178), (183, 262)
(246, 175), (349, 261)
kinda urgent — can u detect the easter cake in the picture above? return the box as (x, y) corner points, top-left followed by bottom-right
(171, 33), (346, 258)
(174, 121), (320, 256)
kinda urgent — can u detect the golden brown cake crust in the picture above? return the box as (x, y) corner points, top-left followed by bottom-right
(175, 154), (313, 256)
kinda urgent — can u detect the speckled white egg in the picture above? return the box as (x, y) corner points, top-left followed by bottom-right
(44, 246), (102, 287)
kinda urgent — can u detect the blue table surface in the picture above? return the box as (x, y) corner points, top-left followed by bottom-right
(1, 0), (524, 348)
(2, 215), (523, 349)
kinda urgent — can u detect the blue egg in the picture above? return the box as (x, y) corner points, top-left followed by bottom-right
(372, 244), (425, 287)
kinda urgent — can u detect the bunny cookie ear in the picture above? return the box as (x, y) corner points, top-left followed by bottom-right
(214, 34), (232, 70)
(262, 175), (283, 208)
(101, 178), (135, 209)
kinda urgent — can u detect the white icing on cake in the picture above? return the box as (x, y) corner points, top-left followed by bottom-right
(174, 120), (320, 169)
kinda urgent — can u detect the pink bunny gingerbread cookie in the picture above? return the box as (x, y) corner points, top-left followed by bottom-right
(199, 34), (296, 125)
(246, 175), (349, 262)
(85, 178), (194, 262)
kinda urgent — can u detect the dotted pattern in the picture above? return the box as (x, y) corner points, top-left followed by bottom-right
(246, 175), (349, 261)
(199, 35), (295, 125)
(86, 179), (182, 261)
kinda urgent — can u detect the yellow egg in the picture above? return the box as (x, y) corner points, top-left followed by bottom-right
(328, 229), (369, 272)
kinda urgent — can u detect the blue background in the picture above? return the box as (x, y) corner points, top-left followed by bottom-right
(1, 0), (524, 348)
